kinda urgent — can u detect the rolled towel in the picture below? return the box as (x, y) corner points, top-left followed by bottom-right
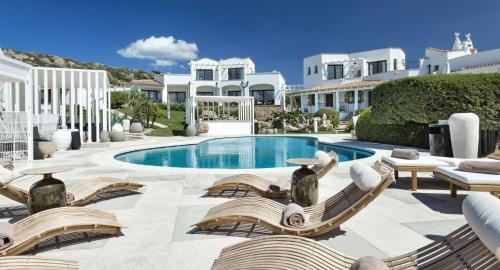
(458, 160), (500, 175)
(350, 256), (389, 270)
(282, 203), (310, 228)
(487, 150), (500, 161)
(0, 222), (13, 251)
(391, 149), (419, 160)
(66, 192), (75, 202)
(268, 184), (280, 192)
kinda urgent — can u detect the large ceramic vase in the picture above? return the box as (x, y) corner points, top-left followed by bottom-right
(52, 129), (72, 151)
(130, 122), (143, 133)
(449, 113), (480, 158)
(28, 175), (67, 215)
(122, 119), (131, 132)
(291, 166), (318, 207)
(112, 123), (124, 132)
(185, 124), (197, 136)
(110, 131), (125, 142)
(70, 130), (81, 150)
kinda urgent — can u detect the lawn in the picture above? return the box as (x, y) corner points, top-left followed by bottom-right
(117, 108), (185, 137)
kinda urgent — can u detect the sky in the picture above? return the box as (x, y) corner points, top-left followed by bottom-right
(1, 0), (500, 84)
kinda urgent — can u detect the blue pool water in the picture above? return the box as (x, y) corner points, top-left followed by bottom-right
(115, 136), (373, 169)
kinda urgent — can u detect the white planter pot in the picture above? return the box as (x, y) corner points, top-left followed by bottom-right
(352, 115), (360, 128)
(449, 113), (480, 158)
(112, 123), (124, 132)
(122, 119), (130, 132)
(52, 129), (72, 151)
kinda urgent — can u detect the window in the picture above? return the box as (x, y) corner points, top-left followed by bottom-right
(143, 90), (160, 101)
(434, 65), (439, 71)
(197, 92), (213, 96)
(251, 90), (274, 105)
(168, 92), (186, 103)
(307, 67), (311, 75)
(227, 91), (241, 96)
(308, 94), (315, 106)
(368, 60), (387, 75)
(228, 68), (243, 80)
(327, 65), (343, 80)
(344, 92), (355, 103)
(393, 59), (397, 70)
(314, 65), (318, 74)
(196, 69), (213, 80)
(325, 94), (334, 107)
(358, 92), (364, 103)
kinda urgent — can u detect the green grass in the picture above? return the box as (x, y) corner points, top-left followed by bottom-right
(118, 108), (186, 137)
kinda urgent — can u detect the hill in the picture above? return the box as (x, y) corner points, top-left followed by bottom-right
(3, 48), (153, 86)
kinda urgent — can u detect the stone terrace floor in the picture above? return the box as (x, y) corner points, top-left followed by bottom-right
(0, 134), (469, 269)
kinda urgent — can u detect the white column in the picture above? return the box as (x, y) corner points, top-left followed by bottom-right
(70, 71), (75, 129)
(335, 91), (340, 112)
(354, 89), (359, 112)
(25, 78), (33, 166)
(107, 82), (111, 130)
(289, 95), (293, 111)
(43, 69), (48, 114)
(161, 83), (168, 104)
(52, 69), (57, 114)
(300, 95), (305, 113)
(79, 71), (84, 142)
(102, 72), (108, 132)
(87, 72), (92, 142)
(314, 93), (319, 112)
(61, 70), (66, 127)
(95, 72), (100, 142)
(14, 82), (20, 111)
(33, 69), (39, 114)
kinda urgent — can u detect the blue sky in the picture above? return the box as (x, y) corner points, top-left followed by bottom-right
(1, 0), (500, 84)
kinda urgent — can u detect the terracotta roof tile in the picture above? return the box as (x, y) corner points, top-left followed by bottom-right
(290, 80), (385, 95)
(131, 79), (163, 86)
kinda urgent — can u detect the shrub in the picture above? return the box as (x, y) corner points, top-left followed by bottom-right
(315, 107), (340, 128)
(356, 74), (500, 148)
(110, 91), (129, 109)
(169, 102), (185, 112)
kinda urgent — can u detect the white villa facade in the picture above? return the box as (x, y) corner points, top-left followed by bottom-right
(130, 57), (287, 108)
(289, 33), (500, 118)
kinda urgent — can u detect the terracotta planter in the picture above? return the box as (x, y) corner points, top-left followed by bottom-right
(130, 122), (144, 133)
(52, 129), (72, 151)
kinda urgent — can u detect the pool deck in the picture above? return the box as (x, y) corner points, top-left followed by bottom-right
(0, 134), (469, 269)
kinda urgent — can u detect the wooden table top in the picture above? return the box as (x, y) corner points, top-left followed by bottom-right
(20, 165), (74, 175)
(286, 158), (322, 166)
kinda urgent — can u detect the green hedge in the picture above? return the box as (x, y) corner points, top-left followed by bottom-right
(315, 107), (340, 128)
(356, 74), (500, 148)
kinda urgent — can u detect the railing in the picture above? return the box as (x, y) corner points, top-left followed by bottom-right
(185, 96), (255, 127)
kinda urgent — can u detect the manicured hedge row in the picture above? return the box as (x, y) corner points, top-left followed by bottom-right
(356, 73), (500, 148)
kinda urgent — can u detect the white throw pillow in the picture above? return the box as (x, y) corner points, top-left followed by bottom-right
(350, 162), (381, 191)
(314, 151), (332, 167)
(462, 192), (500, 261)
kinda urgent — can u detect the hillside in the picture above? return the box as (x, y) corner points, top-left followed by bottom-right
(3, 48), (153, 86)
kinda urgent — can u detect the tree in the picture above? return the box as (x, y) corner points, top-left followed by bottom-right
(128, 90), (147, 122)
(110, 91), (128, 109)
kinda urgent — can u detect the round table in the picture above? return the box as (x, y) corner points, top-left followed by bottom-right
(21, 165), (74, 215)
(286, 158), (322, 207)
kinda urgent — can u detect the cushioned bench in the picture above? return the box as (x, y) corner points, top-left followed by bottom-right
(434, 166), (500, 197)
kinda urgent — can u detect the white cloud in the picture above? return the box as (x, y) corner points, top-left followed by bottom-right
(117, 36), (198, 67)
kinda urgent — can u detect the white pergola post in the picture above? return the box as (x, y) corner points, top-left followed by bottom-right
(51, 69), (57, 115)
(107, 83), (111, 130)
(61, 70), (66, 127)
(33, 69), (39, 114)
(43, 69), (48, 114)
(86, 72), (92, 142)
(289, 95), (293, 111)
(102, 72), (108, 132)
(335, 91), (340, 112)
(14, 82), (20, 111)
(314, 93), (319, 112)
(79, 71), (84, 142)
(94, 72), (100, 142)
(354, 89), (359, 112)
(25, 77), (33, 166)
(70, 71), (75, 129)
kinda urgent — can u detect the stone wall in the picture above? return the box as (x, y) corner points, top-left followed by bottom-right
(255, 105), (282, 121)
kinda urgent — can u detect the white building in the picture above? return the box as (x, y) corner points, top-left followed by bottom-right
(289, 33), (500, 118)
(130, 57), (287, 108)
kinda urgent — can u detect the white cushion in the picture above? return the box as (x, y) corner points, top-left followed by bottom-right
(462, 193), (500, 260)
(436, 166), (500, 185)
(315, 151), (332, 167)
(350, 162), (381, 191)
(382, 156), (448, 167)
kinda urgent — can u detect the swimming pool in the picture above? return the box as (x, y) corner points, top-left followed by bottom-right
(115, 136), (374, 169)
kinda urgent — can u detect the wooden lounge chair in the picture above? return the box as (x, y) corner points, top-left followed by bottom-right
(210, 224), (498, 270)
(433, 150), (500, 197)
(0, 207), (122, 256)
(194, 161), (393, 237)
(0, 177), (144, 206)
(0, 256), (78, 269)
(205, 152), (338, 199)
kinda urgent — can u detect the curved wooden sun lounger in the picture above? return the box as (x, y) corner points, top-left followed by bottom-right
(0, 256), (78, 270)
(0, 207), (122, 256)
(0, 177), (144, 206)
(194, 161), (393, 237)
(205, 154), (338, 199)
(211, 224), (498, 270)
